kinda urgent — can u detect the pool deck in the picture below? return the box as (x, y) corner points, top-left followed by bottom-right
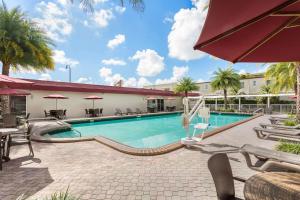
(0, 115), (279, 200)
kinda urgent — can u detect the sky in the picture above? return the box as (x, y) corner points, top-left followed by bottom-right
(4, 0), (267, 87)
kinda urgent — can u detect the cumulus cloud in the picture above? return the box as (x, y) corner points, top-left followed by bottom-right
(155, 66), (189, 84)
(107, 34), (126, 49)
(92, 9), (114, 28)
(76, 77), (93, 84)
(39, 73), (52, 81)
(168, 0), (208, 61)
(99, 67), (151, 87)
(34, 1), (72, 42)
(130, 49), (165, 77)
(53, 50), (79, 66)
(101, 58), (126, 66)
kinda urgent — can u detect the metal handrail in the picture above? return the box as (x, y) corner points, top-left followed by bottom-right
(71, 128), (82, 137)
(253, 108), (264, 114)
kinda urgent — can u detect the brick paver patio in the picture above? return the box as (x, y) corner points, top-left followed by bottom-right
(0, 115), (278, 200)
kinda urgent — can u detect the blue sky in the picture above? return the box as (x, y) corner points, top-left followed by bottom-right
(5, 0), (266, 87)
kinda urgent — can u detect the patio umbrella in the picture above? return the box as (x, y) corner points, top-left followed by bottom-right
(43, 94), (69, 110)
(194, 0), (300, 116)
(84, 95), (103, 109)
(146, 96), (158, 100)
(0, 88), (30, 96)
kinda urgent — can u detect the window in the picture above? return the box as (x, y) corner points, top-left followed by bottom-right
(253, 81), (256, 86)
(240, 82), (244, 88)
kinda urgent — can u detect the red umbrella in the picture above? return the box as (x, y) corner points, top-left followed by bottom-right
(43, 94), (69, 110)
(0, 88), (30, 96)
(84, 95), (103, 109)
(146, 96), (158, 100)
(194, 0), (300, 115)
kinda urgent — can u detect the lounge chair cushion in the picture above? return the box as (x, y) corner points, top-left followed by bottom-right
(240, 144), (300, 165)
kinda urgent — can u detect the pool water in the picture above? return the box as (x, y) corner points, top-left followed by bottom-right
(47, 113), (250, 148)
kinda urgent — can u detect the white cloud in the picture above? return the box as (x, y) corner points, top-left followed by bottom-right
(130, 49), (165, 77)
(115, 6), (126, 14)
(39, 73), (52, 81)
(168, 0), (208, 61)
(57, 0), (69, 7)
(101, 58), (126, 66)
(163, 16), (173, 24)
(94, 0), (108, 4)
(155, 66), (189, 84)
(53, 50), (79, 66)
(99, 67), (112, 78)
(238, 69), (246, 75)
(76, 77), (93, 84)
(93, 9), (114, 28)
(107, 34), (126, 49)
(99, 67), (151, 88)
(35, 1), (72, 42)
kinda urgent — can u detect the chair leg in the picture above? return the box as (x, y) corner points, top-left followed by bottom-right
(0, 141), (3, 171)
(28, 141), (34, 157)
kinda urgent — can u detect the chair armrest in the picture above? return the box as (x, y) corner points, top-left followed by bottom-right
(233, 176), (246, 182)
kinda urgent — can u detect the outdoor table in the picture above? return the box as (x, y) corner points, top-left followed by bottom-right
(244, 172), (300, 200)
(0, 128), (19, 161)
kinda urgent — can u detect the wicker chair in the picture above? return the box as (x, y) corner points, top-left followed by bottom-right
(1, 113), (17, 128)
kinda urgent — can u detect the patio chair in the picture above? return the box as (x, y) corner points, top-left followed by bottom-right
(253, 127), (300, 141)
(85, 109), (90, 117)
(240, 144), (300, 173)
(4, 123), (34, 165)
(126, 108), (135, 115)
(56, 110), (64, 119)
(44, 110), (51, 118)
(0, 133), (5, 170)
(115, 108), (125, 116)
(269, 116), (295, 124)
(1, 113), (17, 128)
(208, 153), (245, 200)
(88, 109), (95, 117)
(136, 108), (144, 114)
(94, 108), (100, 117)
(99, 108), (103, 116)
(259, 123), (300, 130)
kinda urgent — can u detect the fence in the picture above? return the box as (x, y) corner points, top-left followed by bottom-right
(206, 104), (296, 114)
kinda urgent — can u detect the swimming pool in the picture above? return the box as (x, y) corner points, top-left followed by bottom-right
(46, 113), (251, 148)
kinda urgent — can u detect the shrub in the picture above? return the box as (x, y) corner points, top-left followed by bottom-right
(283, 120), (297, 126)
(276, 140), (300, 155)
(17, 187), (79, 200)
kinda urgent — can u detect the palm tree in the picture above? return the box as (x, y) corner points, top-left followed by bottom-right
(175, 77), (199, 97)
(73, 0), (144, 12)
(211, 67), (241, 109)
(0, 3), (54, 76)
(265, 62), (296, 94)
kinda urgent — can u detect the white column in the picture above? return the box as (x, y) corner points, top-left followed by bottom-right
(267, 96), (270, 108)
(239, 97), (241, 112)
(215, 98), (217, 110)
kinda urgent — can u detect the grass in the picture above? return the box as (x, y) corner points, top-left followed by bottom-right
(276, 140), (300, 155)
(17, 187), (80, 200)
(283, 120), (297, 126)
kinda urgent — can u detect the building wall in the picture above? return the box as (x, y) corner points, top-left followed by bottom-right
(26, 90), (183, 118)
(145, 77), (285, 96)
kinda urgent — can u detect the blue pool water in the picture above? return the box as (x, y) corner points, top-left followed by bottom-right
(47, 113), (250, 148)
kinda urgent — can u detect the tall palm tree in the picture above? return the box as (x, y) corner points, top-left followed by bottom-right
(0, 3), (54, 76)
(74, 0), (144, 12)
(265, 62), (296, 94)
(211, 67), (241, 109)
(175, 77), (199, 97)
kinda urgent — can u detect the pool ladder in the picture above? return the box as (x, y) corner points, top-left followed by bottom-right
(72, 128), (82, 137)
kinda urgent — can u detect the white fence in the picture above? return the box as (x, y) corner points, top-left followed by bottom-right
(206, 104), (296, 114)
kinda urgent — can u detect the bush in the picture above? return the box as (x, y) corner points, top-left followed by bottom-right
(276, 140), (300, 155)
(17, 187), (79, 200)
(283, 120), (297, 126)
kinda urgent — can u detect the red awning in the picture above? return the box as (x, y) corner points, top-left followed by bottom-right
(194, 0), (300, 63)
(84, 95), (103, 100)
(0, 88), (30, 96)
(43, 94), (69, 99)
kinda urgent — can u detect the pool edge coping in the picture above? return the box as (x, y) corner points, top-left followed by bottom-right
(32, 113), (263, 156)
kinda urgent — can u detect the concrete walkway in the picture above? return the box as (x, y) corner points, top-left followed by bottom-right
(0, 115), (277, 200)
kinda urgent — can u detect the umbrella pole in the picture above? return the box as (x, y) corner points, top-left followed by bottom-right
(297, 62), (300, 120)
(93, 100), (95, 110)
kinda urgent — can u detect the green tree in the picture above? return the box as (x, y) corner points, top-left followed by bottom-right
(175, 77), (199, 97)
(265, 62), (296, 94)
(211, 67), (241, 109)
(0, 3), (54, 76)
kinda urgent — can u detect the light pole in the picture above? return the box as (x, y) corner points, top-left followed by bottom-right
(65, 65), (71, 82)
